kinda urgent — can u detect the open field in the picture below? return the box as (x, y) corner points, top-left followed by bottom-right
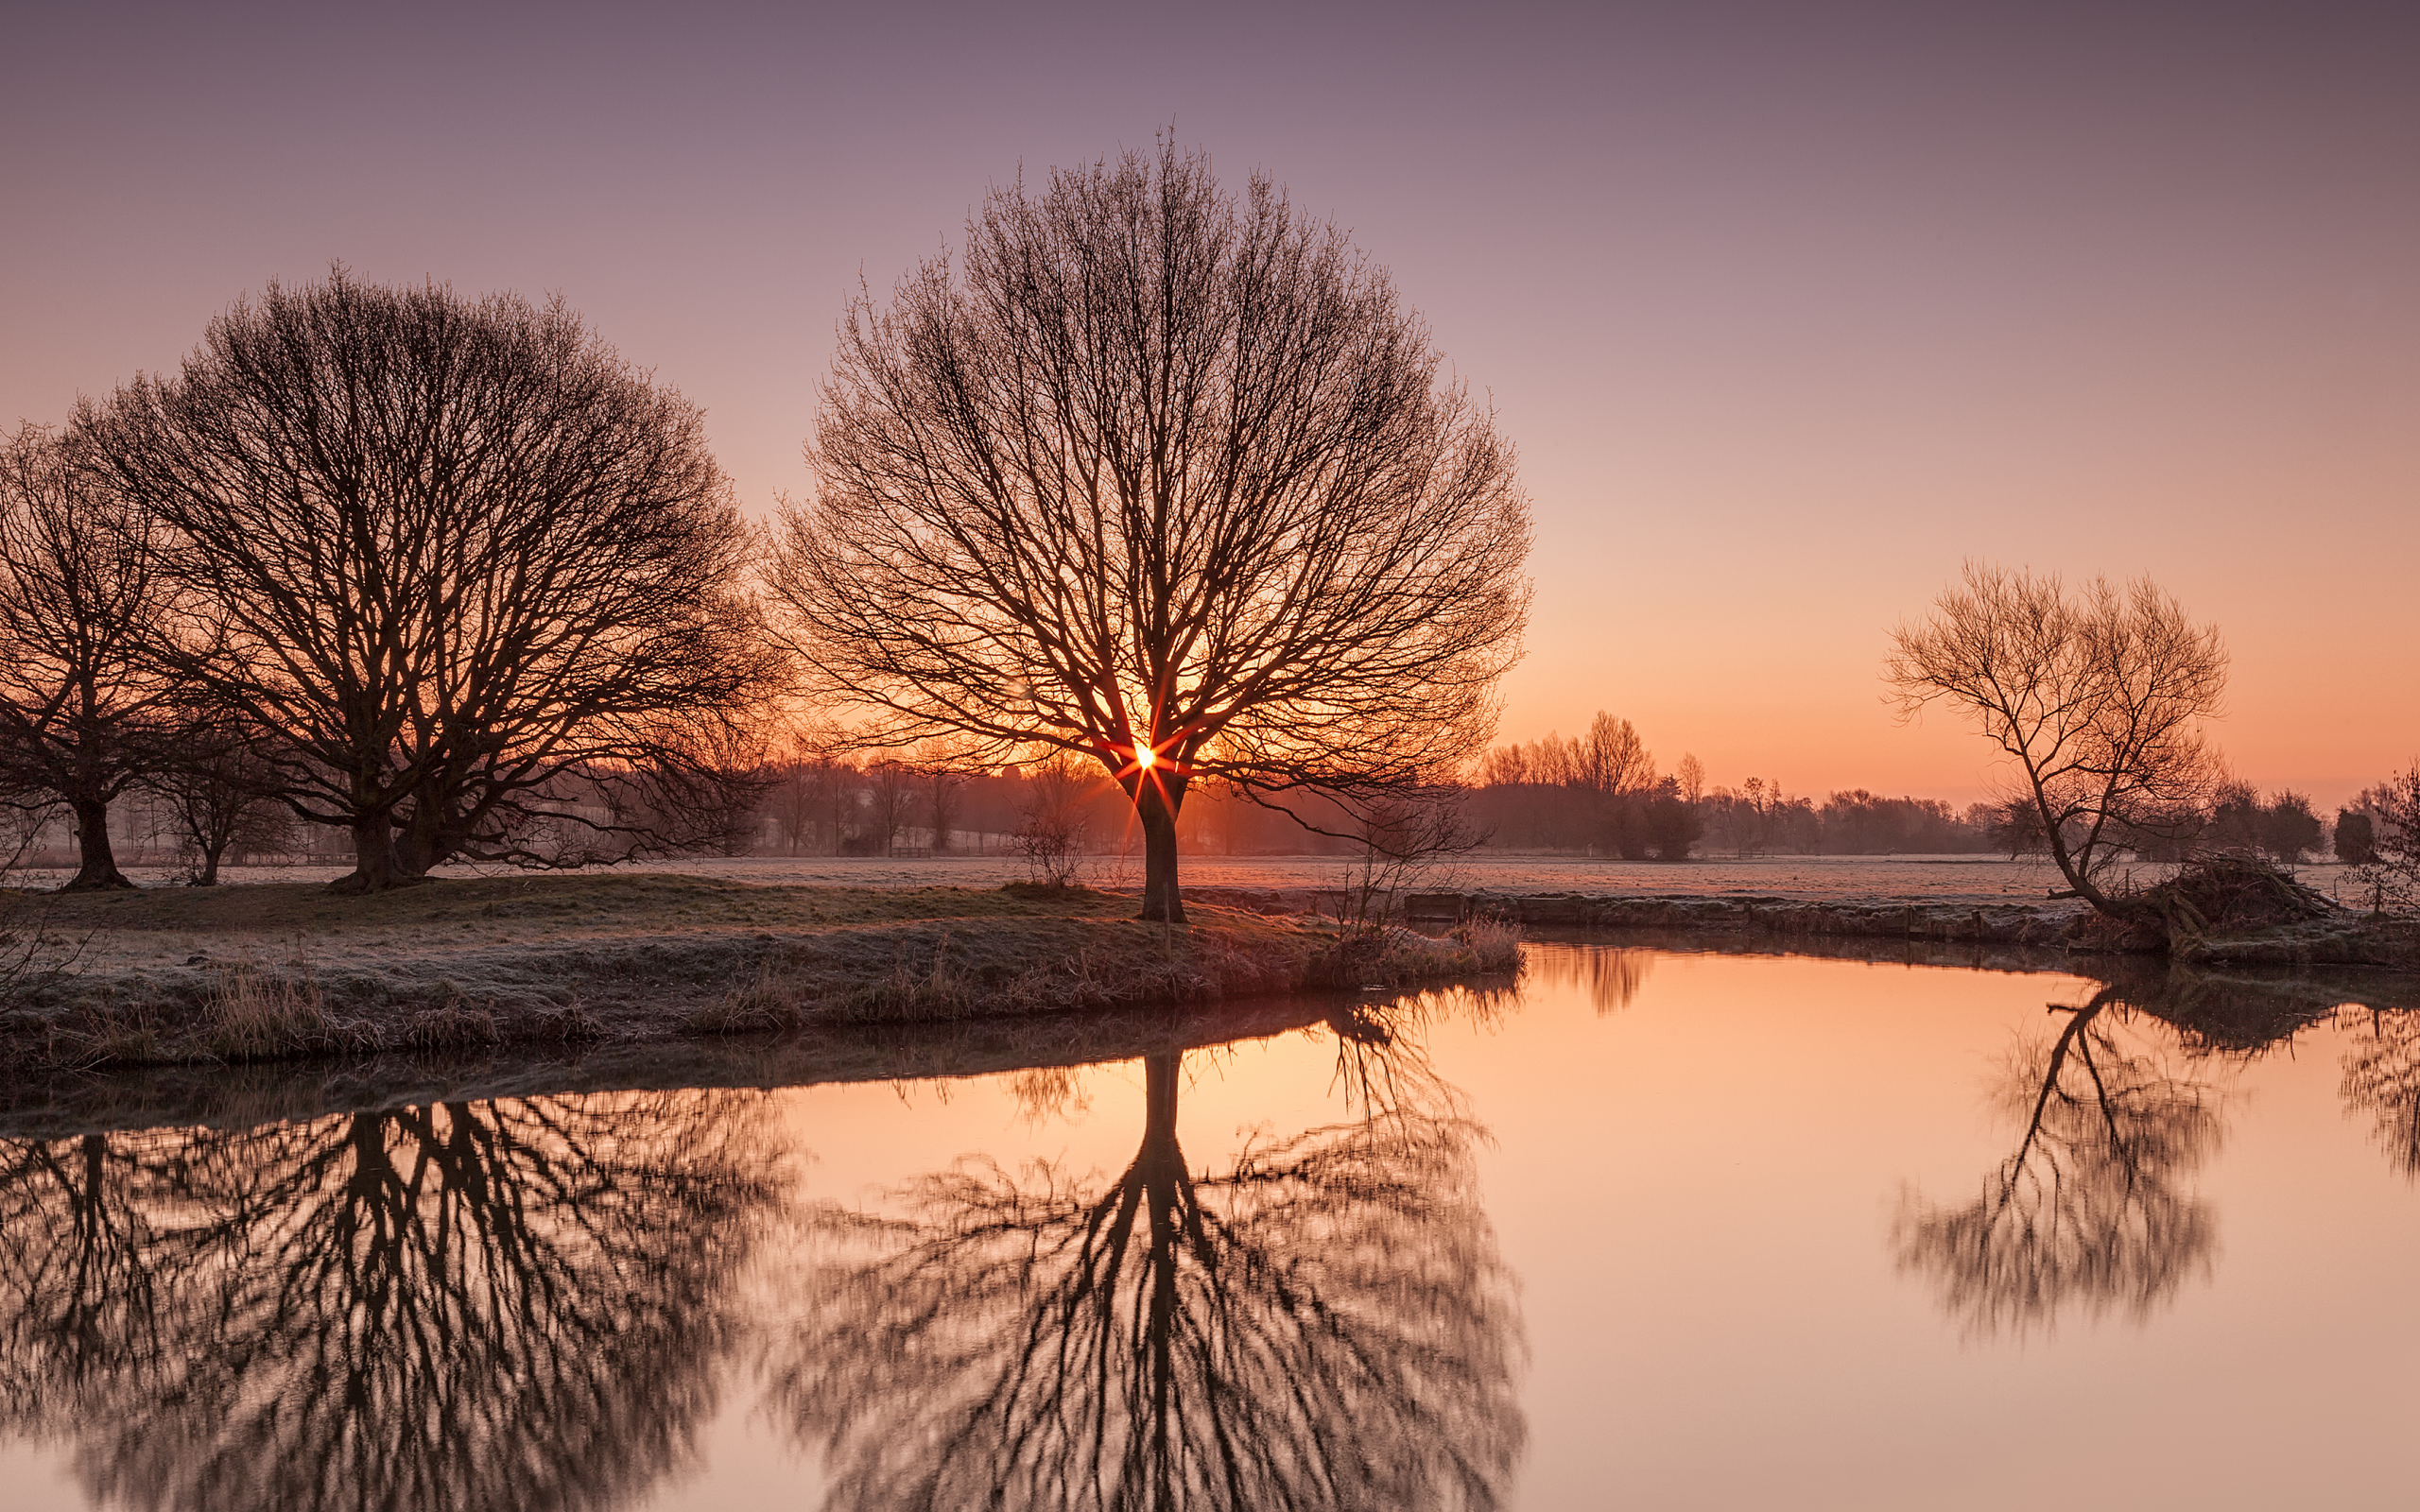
(25, 851), (2387, 907)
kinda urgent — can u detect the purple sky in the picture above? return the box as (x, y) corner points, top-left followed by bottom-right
(6, 1), (2414, 805)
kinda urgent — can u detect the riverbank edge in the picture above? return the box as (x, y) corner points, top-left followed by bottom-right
(0, 876), (1515, 1077)
(1201, 886), (2419, 971)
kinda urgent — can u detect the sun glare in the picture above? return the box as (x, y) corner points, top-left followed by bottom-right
(1134, 743), (1157, 770)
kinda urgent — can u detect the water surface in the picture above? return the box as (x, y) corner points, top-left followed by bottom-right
(3, 944), (2414, 1509)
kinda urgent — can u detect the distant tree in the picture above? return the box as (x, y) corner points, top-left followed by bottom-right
(0, 425), (189, 890)
(83, 270), (778, 893)
(1887, 564), (2225, 921)
(2258, 790), (2322, 865)
(2205, 779), (2263, 854)
(1642, 779), (1702, 861)
(1575, 713), (1654, 798)
(1673, 752), (1705, 805)
(862, 761), (915, 857)
(769, 141), (1530, 922)
(2336, 809), (2376, 864)
(1477, 744), (1530, 789)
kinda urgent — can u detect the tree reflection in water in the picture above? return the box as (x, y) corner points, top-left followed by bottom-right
(2342, 1007), (2420, 1178)
(775, 1012), (1526, 1512)
(1523, 943), (1651, 1015)
(0, 1091), (781, 1512)
(1892, 987), (2224, 1340)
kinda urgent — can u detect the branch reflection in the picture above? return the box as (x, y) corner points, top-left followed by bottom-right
(1892, 987), (2223, 1339)
(775, 1015), (1525, 1511)
(1524, 943), (1652, 1015)
(2342, 1008), (2420, 1178)
(0, 1091), (781, 1512)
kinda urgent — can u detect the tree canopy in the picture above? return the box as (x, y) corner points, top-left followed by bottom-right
(83, 269), (776, 892)
(771, 141), (1530, 919)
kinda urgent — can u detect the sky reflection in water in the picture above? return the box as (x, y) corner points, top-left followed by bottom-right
(2, 945), (2415, 1510)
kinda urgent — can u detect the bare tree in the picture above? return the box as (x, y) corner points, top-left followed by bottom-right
(770, 141), (1531, 921)
(0, 425), (189, 889)
(1886, 564), (2226, 920)
(82, 269), (778, 892)
(1575, 712), (1654, 797)
(1673, 752), (1705, 805)
(863, 760), (914, 857)
(2350, 763), (2420, 916)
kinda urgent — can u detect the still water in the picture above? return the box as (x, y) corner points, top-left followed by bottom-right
(3, 943), (2415, 1510)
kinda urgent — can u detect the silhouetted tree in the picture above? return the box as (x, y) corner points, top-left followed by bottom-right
(2336, 809), (2376, 864)
(770, 140), (1530, 922)
(0, 424), (190, 889)
(1891, 988), (2221, 1339)
(772, 1047), (1524, 1511)
(1887, 564), (2226, 924)
(0, 1091), (781, 1511)
(2258, 789), (2322, 863)
(82, 269), (778, 892)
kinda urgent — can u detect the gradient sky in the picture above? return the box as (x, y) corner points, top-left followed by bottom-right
(5, 1), (2413, 808)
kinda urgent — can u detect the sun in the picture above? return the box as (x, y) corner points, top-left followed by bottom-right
(1133, 742), (1157, 770)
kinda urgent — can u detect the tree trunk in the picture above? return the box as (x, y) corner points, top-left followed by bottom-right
(329, 812), (415, 894)
(61, 796), (134, 891)
(1134, 782), (1186, 923)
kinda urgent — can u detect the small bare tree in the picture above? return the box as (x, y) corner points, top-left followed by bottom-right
(1887, 564), (2225, 919)
(1009, 753), (1093, 887)
(140, 713), (288, 885)
(2352, 762), (2420, 916)
(83, 270), (778, 892)
(770, 141), (1530, 921)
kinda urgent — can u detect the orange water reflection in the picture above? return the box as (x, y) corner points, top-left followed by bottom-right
(1, 949), (2415, 1511)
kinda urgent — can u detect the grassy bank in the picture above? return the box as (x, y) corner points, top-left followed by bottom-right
(0, 874), (1518, 1072)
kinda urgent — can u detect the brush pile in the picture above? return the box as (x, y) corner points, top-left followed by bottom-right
(2145, 853), (2339, 933)
(2066, 853), (2340, 954)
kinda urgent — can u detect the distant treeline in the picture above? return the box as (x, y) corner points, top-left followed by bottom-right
(1459, 713), (2378, 865)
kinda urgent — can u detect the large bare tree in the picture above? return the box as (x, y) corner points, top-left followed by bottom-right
(83, 270), (777, 892)
(770, 141), (1531, 920)
(1886, 563), (2225, 919)
(0, 424), (188, 889)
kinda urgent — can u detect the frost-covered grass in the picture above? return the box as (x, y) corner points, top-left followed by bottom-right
(0, 874), (1508, 1070)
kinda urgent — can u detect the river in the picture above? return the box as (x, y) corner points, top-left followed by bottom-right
(1, 941), (2412, 1509)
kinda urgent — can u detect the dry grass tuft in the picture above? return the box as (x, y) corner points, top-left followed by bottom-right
(43, 1001), (173, 1069)
(404, 1001), (501, 1051)
(1450, 914), (1524, 973)
(684, 958), (805, 1034)
(528, 998), (608, 1043)
(204, 963), (350, 1060)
